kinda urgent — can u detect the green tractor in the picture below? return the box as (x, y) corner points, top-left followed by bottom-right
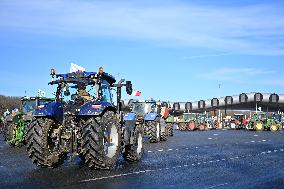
(246, 112), (280, 132)
(196, 113), (207, 131)
(165, 115), (174, 136)
(266, 115), (280, 132)
(178, 113), (197, 131)
(3, 96), (54, 146)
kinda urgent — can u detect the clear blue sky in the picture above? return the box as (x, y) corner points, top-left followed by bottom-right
(0, 0), (284, 102)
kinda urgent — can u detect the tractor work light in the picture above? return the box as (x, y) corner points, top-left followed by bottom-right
(92, 105), (102, 109)
(37, 105), (45, 110)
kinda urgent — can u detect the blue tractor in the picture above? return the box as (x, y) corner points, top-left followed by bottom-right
(26, 69), (143, 169)
(124, 100), (168, 143)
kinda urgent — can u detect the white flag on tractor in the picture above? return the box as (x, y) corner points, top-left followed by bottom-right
(70, 63), (85, 73)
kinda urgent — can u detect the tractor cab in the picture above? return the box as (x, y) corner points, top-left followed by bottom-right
(131, 100), (156, 117)
(21, 97), (54, 114)
(252, 113), (266, 121)
(182, 113), (196, 122)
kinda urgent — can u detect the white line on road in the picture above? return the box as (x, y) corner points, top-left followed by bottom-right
(207, 183), (229, 189)
(157, 149), (163, 152)
(80, 147), (284, 183)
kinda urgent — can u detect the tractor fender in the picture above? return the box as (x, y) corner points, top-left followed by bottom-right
(123, 118), (136, 146)
(33, 102), (63, 123)
(124, 112), (137, 121)
(159, 118), (167, 133)
(78, 101), (116, 116)
(144, 112), (159, 121)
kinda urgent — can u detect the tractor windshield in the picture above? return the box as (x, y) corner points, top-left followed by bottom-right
(38, 99), (54, 106)
(22, 100), (37, 113)
(132, 102), (155, 115)
(253, 113), (266, 119)
(184, 114), (196, 121)
(100, 80), (112, 103)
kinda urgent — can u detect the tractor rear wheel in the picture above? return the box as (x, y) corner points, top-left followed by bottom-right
(188, 121), (195, 131)
(146, 118), (161, 143)
(255, 122), (264, 131)
(26, 118), (66, 167)
(82, 111), (121, 169)
(123, 125), (144, 162)
(166, 123), (173, 136)
(270, 124), (279, 132)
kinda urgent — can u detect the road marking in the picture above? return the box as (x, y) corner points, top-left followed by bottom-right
(208, 138), (213, 140)
(251, 141), (255, 143)
(262, 140), (266, 142)
(207, 183), (229, 189)
(147, 151), (152, 153)
(254, 135), (258, 137)
(168, 149), (173, 151)
(80, 147), (284, 183)
(213, 134), (219, 136)
(157, 149), (163, 152)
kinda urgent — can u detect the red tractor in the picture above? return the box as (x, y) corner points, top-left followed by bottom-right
(230, 114), (248, 130)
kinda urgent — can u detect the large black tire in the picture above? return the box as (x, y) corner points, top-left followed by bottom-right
(3, 122), (11, 141)
(160, 131), (167, 141)
(230, 123), (236, 129)
(254, 121), (264, 131)
(198, 124), (206, 131)
(179, 123), (187, 131)
(166, 123), (173, 136)
(270, 124), (279, 132)
(0, 120), (3, 134)
(26, 118), (66, 168)
(81, 111), (122, 169)
(146, 119), (160, 143)
(123, 125), (144, 162)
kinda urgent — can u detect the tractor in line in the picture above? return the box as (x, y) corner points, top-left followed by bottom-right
(26, 68), (143, 169)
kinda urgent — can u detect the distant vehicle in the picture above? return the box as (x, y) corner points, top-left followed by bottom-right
(229, 114), (248, 130)
(2, 96), (54, 147)
(124, 100), (169, 143)
(246, 112), (280, 131)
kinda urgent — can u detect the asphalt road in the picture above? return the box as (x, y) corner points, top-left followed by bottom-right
(1, 129), (284, 189)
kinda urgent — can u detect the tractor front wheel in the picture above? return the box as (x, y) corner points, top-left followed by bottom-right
(26, 118), (66, 167)
(166, 123), (173, 136)
(270, 125), (279, 132)
(198, 124), (205, 131)
(179, 123), (186, 131)
(146, 119), (161, 143)
(123, 126), (144, 162)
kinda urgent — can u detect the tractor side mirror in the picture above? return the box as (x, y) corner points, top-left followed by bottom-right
(64, 85), (70, 96)
(126, 81), (133, 95)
